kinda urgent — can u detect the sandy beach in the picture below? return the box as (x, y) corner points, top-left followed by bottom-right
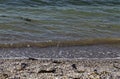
(0, 58), (120, 79)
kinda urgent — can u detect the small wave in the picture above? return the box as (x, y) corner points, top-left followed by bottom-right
(0, 38), (120, 48)
(0, 0), (120, 6)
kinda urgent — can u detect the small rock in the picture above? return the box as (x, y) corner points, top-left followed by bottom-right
(38, 69), (56, 73)
(3, 74), (8, 78)
(88, 72), (100, 79)
(21, 63), (28, 70)
(52, 60), (62, 64)
(28, 57), (38, 61)
(93, 69), (99, 75)
(20, 17), (32, 22)
(72, 64), (77, 69)
(15, 63), (28, 71)
(77, 70), (85, 73)
(24, 18), (32, 22)
(113, 62), (120, 69)
(0, 73), (8, 79)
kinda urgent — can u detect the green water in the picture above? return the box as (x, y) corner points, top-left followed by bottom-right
(0, 0), (120, 58)
(0, 0), (120, 44)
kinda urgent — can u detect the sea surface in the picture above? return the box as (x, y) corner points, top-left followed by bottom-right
(0, 0), (120, 58)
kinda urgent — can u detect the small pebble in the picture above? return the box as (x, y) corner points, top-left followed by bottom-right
(21, 63), (28, 69)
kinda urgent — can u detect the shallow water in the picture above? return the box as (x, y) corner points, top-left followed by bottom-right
(0, 0), (120, 58)
(0, 0), (120, 44)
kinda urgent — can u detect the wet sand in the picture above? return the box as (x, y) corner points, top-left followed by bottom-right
(0, 44), (120, 58)
(0, 58), (120, 79)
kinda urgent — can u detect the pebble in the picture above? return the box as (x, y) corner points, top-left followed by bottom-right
(0, 59), (119, 79)
(0, 73), (8, 79)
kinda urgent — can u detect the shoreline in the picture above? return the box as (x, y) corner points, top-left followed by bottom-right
(0, 44), (120, 58)
(0, 38), (119, 48)
(0, 58), (120, 79)
(0, 57), (120, 60)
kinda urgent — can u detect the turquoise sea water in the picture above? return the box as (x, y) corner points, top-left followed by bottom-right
(0, 0), (120, 44)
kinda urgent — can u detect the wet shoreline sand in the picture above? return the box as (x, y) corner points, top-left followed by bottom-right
(0, 58), (120, 79)
(0, 44), (120, 58)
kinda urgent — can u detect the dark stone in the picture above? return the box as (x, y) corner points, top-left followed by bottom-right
(38, 69), (56, 73)
(52, 60), (62, 64)
(20, 17), (32, 22)
(94, 69), (99, 75)
(77, 70), (85, 73)
(0, 15), (7, 17)
(113, 63), (120, 69)
(21, 63), (28, 69)
(28, 57), (38, 60)
(72, 64), (77, 69)
(3, 74), (8, 78)
(24, 18), (32, 22)
(94, 69), (97, 72)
